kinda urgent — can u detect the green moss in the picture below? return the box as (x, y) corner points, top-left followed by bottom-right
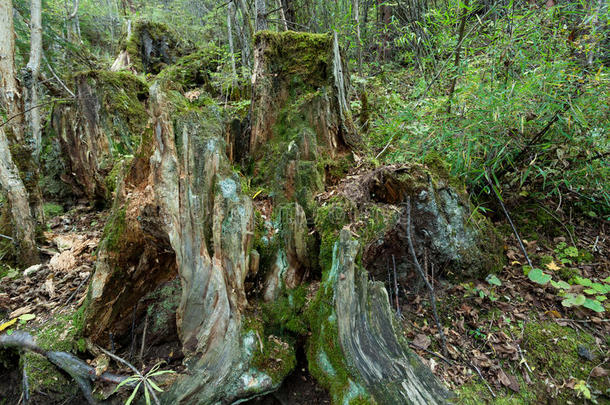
(43, 203), (64, 219)
(315, 197), (353, 272)
(100, 206), (126, 252)
(255, 31), (333, 87)
(243, 314), (297, 385)
(144, 279), (180, 335)
(262, 285), (309, 336)
(124, 20), (191, 75)
(157, 46), (222, 94)
(21, 311), (86, 400)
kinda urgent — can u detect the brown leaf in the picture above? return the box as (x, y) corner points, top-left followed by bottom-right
(498, 369), (520, 392)
(413, 333), (431, 350)
(590, 367), (609, 378)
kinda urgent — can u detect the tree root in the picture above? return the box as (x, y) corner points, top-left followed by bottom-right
(0, 331), (129, 405)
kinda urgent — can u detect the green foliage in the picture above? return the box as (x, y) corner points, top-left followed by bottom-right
(112, 361), (175, 405)
(43, 203), (64, 219)
(262, 285), (309, 336)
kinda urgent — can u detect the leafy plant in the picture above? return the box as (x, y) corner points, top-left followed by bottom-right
(112, 361), (175, 405)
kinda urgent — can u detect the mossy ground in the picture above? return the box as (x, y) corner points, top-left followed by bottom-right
(21, 310), (87, 401)
(456, 320), (606, 404)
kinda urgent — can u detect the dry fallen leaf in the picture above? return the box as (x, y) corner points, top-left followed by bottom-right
(413, 333), (431, 350)
(545, 261), (561, 271)
(10, 305), (34, 319)
(590, 367), (609, 378)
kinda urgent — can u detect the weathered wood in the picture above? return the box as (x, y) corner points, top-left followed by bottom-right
(333, 229), (451, 404)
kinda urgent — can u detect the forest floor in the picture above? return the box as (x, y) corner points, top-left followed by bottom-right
(1, 196), (608, 404)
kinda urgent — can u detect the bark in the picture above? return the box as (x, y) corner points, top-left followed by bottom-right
(24, 0), (43, 161)
(52, 70), (149, 202)
(333, 229), (451, 404)
(227, 1), (238, 87)
(0, 129), (39, 266)
(255, 0), (267, 31)
(0, 0), (40, 265)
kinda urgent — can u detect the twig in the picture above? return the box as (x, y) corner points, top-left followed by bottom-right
(66, 273), (90, 305)
(405, 196), (448, 357)
(485, 171), (533, 268)
(43, 55), (75, 98)
(0, 98), (72, 130)
(392, 255), (400, 316)
(23, 357), (30, 405)
(0, 233), (14, 241)
(555, 318), (610, 323)
(470, 361), (496, 398)
(537, 203), (576, 247)
(409, 342), (453, 366)
(139, 311), (149, 364)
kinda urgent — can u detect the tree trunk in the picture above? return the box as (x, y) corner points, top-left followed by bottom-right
(227, 1), (238, 87)
(24, 0), (43, 162)
(255, 0), (267, 31)
(0, 0), (40, 265)
(0, 129), (39, 266)
(78, 31), (469, 405)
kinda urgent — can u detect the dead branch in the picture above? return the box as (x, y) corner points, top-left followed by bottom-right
(485, 171), (533, 268)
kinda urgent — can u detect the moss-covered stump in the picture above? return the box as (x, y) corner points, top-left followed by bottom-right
(51, 70), (149, 202)
(122, 20), (193, 75)
(307, 229), (451, 404)
(248, 31), (359, 216)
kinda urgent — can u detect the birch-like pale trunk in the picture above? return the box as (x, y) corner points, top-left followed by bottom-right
(255, 0), (267, 31)
(25, 0), (43, 161)
(354, 0), (363, 75)
(227, 1), (238, 87)
(0, 0), (40, 265)
(0, 129), (39, 266)
(0, 0), (25, 143)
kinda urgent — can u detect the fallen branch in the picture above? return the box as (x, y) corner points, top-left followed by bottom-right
(409, 342), (454, 366)
(0, 331), (129, 404)
(405, 196), (448, 357)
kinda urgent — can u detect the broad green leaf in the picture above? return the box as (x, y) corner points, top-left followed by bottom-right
(528, 268), (551, 285)
(583, 288), (597, 295)
(18, 314), (36, 322)
(583, 299), (605, 313)
(486, 274), (502, 286)
(596, 296), (607, 302)
(125, 382), (141, 405)
(574, 277), (593, 287)
(591, 283), (610, 294)
(561, 294), (586, 307)
(550, 280), (570, 290)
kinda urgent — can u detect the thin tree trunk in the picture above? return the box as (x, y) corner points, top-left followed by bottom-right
(276, 0), (288, 30)
(25, 0), (42, 162)
(354, 0), (363, 75)
(227, 1), (238, 88)
(446, 0), (469, 113)
(0, 128), (39, 266)
(0, 0), (25, 144)
(0, 0), (41, 263)
(255, 0), (267, 31)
